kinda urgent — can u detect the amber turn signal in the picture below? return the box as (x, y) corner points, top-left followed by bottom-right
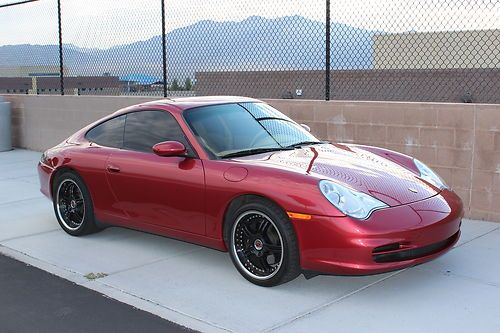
(287, 212), (312, 220)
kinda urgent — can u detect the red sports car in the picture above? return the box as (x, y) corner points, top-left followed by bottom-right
(38, 96), (462, 286)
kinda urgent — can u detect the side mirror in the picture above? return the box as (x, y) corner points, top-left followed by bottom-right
(300, 124), (311, 132)
(153, 141), (186, 157)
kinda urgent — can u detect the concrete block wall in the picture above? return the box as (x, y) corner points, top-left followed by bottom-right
(2, 94), (500, 222)
(7, 95), (154, 151)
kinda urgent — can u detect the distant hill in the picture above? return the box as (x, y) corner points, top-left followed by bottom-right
(0, 15), (374, 81)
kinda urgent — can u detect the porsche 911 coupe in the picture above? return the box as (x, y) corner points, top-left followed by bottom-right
(38, 96), (462, 286)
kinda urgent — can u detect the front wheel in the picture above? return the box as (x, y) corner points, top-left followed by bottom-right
(226, 199), (301, 287)
(53, 171), (99, 236)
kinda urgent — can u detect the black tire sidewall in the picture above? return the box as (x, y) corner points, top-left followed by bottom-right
(226, 200), (300, 287)
(52, 171), (96, 236)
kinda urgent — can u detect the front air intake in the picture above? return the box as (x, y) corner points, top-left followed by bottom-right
(372, 232), (459, 263)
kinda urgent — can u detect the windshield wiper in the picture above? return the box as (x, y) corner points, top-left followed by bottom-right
(220, 147), (292, 159)
(285, 141), (326, 149)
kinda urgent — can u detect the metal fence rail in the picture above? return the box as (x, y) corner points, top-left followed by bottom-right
(0, 0), (498, 103)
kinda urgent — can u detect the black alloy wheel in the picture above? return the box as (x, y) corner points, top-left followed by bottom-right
(226, 198), (301, 287)
(53, 171), (99, 236)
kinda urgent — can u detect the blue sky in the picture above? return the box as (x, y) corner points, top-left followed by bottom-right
(0, 0), (498, 48)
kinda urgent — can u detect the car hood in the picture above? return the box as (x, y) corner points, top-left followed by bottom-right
(234, 143), (439, 207)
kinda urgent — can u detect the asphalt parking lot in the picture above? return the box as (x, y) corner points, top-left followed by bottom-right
(1, 149), (500, 333)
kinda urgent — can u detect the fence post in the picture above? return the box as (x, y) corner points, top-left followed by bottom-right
(325, 0), (331, 101)
(57, 0), (64, 95)
(161, 0), (167, 98)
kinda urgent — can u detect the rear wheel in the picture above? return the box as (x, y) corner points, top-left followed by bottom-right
(53, 171), (99, 236)
(226, 198), (301, 286)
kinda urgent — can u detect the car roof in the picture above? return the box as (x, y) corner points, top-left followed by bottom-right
(139, 96), (262, 113)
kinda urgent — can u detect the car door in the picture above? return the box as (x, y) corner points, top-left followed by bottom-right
(105, 110), (206, 235)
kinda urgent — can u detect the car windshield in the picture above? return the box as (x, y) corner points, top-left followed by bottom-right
(183, 102), (321, 158)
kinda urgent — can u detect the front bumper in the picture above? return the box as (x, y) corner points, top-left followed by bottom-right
(292, 190), (463, 275)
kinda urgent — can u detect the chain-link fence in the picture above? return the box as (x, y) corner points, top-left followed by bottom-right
(1, 0), (498, 103)
(328, 0), (499, 103)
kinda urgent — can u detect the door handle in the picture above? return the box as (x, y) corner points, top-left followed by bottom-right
(107, 165), (121, 173)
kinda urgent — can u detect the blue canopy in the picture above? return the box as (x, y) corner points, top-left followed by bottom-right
(119, 74), (159, 85)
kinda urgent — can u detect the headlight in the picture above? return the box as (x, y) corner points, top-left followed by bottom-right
(413, 159), (448, 189)
(319, 180), (388, 220)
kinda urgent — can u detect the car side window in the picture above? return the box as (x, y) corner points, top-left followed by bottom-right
(86, 115), (126, 148)
(123, 110), (192, 154)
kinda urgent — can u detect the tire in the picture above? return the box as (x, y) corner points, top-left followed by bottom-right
(225, 198), (301, 287)
(52, 171), (99, 236)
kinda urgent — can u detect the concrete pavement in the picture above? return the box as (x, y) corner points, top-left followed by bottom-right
(1, 149), (499, 333)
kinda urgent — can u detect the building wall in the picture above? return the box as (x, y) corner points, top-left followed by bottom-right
(2, 94), (500, 223)
(0, 65), (67, 77)
(0, 76), (121, 95)
(196, 70), (325, 100)
(195, 69), (500, 103)
(373, 30), (500, 69)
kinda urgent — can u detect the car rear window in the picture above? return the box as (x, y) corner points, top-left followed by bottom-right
(86, 115), (126, 148)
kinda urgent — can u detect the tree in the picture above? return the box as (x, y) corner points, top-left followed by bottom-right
(171, 78), (180, 91)
(184, 78), (193, 91)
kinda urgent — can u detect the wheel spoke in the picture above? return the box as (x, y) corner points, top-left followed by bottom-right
(240, 224), (252, 237)
(256, 256), (271, 272)
(264, 242), (282, 254)
(71, 183), (79, 200)
(67, 211), (76, 226)
(240, 248), (252, 257)
(63, 184), (71, 199)
(257, 219), (270, 234)
(74, 209), (84, 220)
(63, 209), (71, 221)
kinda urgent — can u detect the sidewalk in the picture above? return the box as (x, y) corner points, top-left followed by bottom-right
(1, 149), (499, 333)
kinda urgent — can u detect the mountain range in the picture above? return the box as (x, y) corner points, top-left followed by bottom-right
(0, 15), (375, 81)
